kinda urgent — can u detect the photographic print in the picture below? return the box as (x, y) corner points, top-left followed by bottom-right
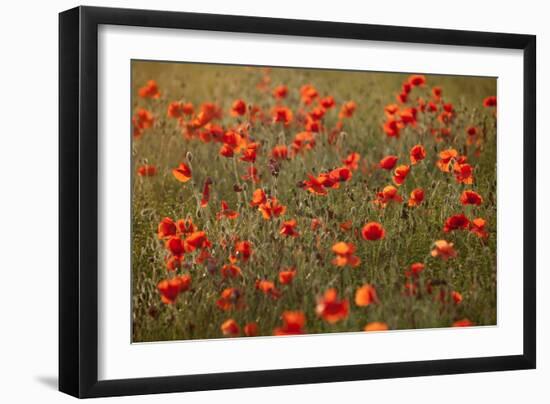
(131, 60), (497, 343)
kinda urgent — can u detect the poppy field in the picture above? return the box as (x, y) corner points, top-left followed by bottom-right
(131, 61), (497, 342)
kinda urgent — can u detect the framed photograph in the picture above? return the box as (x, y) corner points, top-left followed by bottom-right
(59, 6), (536, 398)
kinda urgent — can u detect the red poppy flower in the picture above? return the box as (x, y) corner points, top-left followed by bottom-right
(374, 185), (403, 207)
(339, 101), (357, 118)
(364, 322), (389, 331)
(157, 274), (191, 304)
(216, 288), (244, 311)
(460, 190), (483, 206)
(432, 86), (442, 100)
(342, 152), (360, 171)
(280, 219), (300, 237)
(158, 217), (177, 239)
(393, 165), (410, 186)
(242, 165), (261, 183)
(355, 284), (379, 307)
(272, 85), (288, 100)
(409, 74), (426, 87)
(234, 240), (253, 261)
(410, 144), (426, 165)
(292, 131), (316, 154)
(244, 322), (259, 337)
(138, 79), (160, 99)
(399, 107), (418, 125)
(384, 103), (399, 117)
(316, 289), (349, 324)
(271, 145), (289, 160)
(451, 291), (463, 304)
(240, 142), (260, 163)
(272, 106), (293, 125)
(408, 188), (424, 207)
(379, 155), (399, 170)
(331, 242), (361, 267)
(405, 262), (425, 278)
(311, 218), (323, 231)
(453, 318), (474, 327)
(258, 197), (286, 220)
(219, 143), (234, 158)
(184, 231), (211, 251)
(217, 200), (239, 220)
(274, 311), (306, 335)
(431, 240), (457, 260)
(300, 84), (318, 105)
(466, 126), (478, 136)
(221, 264), (242, 278)
(320, 96), (335, 109)
(231, 99), (247, 116)
(132, 108), (154, 138)
(255, 280), (281, 299)
(166, 236), (185, 257)
(165, 255), (184, 272)
(396, 92), (408, 104)
(137, 164), (157, 177)
(221, 319), (240, 336)
(483, 96), (497, 107)
(443, 214), (470, 232)
(454, 162), (474, 184)
(199, 177), (212, 208)
(278, 268), (297, 285)
(383, 118), (403, 138)
(176, 218), (197, 235)
(250, 188), (267, 207)
(361, 222), (385, 241)
(172, 162), (192, 182)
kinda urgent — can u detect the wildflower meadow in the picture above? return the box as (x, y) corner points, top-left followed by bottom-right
(131, 61), (497, 342)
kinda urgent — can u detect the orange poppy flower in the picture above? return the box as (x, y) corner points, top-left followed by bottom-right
(316, 289), (349, 324)
(410, 144), (426, 165)
(374, 185), (403, 207)
(278, 268), (297, 285)
(470, 217), (489, 239)
(454, 162), (474, 184)
(234, 240), (253, 261)
(339, 101), (357, 118)
(405, 262), (425, 278)
(302, 174), (328, 196)
(453, 318), (474, 327)
(320, 96), (336, 109)
(272, 84), (288, 100)
(244, 322), (259, 337)
(451, 291), (463, 304)
(393, 164), (410, 186)
(361, 222), (385, 241)
(216, 288), (244, 311)
(221, 264), (242, 278)
(165, 236), (185, 257)
(331, 242), (361, 267)
(460, 190), (483, 206)
(221, 319), (240, 336)
(172, 162), (192, 182)
(444, 214), (470, 232)
(138, 79), (160, 99)
(483, 96), (497, 107)
(379, 155), (399, 170)
(280, 219), (300, 238)
(255, 279), (281, 299)
(342, 152), (360, 171)
(157, 274), (191, 304)
(431, 240), (457, 260)
(272, 106), (293, 125)
(384, 103), (399, 117)
(250, 188), (267, 207)
(132, 108), (154, 137)
(364, 322), (389, 331)
(271, 144), (289, 160)
(300, 84), (318, 105)
(258, 197), (286, 220)
(408, 188), (424, 207)
(184, 231), (211, 251)
(200, 177), (212, 208)
(355, 284), (379, 307)
(137, 164), (157, 176)
(274, 311), (306, 335)
(158, 217), (177, 239)
(230, 99), (247, 116)
(217, 200), (239, 220)
(399, 107), (417, 126)
(436, 148), (459, 172)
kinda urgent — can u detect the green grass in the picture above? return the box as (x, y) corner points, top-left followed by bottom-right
(131, 61), (497, 342)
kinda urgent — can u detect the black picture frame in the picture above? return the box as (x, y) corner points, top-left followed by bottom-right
(59, 5), (536, 398)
